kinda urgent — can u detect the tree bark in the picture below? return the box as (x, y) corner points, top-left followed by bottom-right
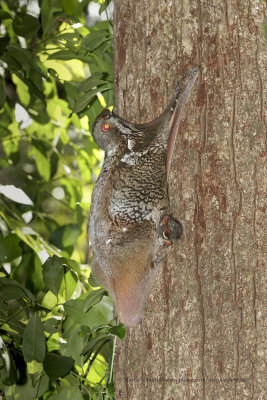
(113, 1), (266, 399)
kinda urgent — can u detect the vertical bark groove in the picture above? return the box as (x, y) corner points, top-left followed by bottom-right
(113, 0), (266, 399)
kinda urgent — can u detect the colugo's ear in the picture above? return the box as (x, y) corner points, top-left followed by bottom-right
(166, 65), (201, 178)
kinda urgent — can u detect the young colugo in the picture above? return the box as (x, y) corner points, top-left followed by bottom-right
(88, 66), (200, 327)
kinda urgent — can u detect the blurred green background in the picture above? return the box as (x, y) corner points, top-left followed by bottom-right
(0, 1), (124, 399)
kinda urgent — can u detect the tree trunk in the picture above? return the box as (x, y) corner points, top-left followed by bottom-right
(113, 1), (266, 399)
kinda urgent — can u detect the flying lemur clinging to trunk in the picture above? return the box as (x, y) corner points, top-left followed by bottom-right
(89, 66), (200, 327)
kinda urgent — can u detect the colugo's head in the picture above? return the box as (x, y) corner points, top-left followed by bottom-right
(92, 109), (125, 152)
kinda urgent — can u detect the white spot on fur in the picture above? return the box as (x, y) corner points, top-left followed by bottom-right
(107, 149), (115, 157)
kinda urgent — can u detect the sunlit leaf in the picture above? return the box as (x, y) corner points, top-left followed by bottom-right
(59, 270), (78, 301)
(86, 352), (108, 384)
(30, 146), (51, 181)
(12, 74), (30, 106)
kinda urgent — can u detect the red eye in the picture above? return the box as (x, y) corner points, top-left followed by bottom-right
(101, 123), (111, 132)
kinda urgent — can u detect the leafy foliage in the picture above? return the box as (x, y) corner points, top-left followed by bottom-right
(0, 1), (123, 399)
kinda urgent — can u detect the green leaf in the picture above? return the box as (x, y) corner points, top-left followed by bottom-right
(64, 299), (90, 326)
(86, 296), (113, 328)
(90, 53), (113, 81)
(43, 256), (65, 296)
(47, 385), (83, 400)
(0, 36), (9, 55)
(0, 284), (26, 301)
(85, 96), (104, 132)
(77, 72), (104, 92)
(7, 46), (41, 75)
(108, 324), (126, 340)
(83, 288), (107, 312)
(66, 329), (86, 367)
(58, 270), (78, 301)
(88, 273), (101, 288)
(61, 258), (81, 274)
(0, 337), (17, 386)
(30, 146), (51, 181)
(62, 224), (80, 248)
(36, 373), (50, 397)
(62, 0), (80, 15)
(4, 372), (49, 399)
(22, 313), (46, 363)
(50, 224), (80, 251)
(43, 353), (74, 379)
(0, 233), (22, 263)
(72, 87), (109, 114)
(64, 296), (113, 329)
(81, 332), (111, 356)
(0, 278), (36, 302)
(99, 0), (112, 15)
(41, 0), (62, 35)
(47, 50), (88, 63)
(1, 317), (26, 335)
(0, 11), (12, 21)
(43, 318), (59, 334)
(13, 13), (40, 38)
(11, 74), (30, 106)
(81, 30), (111, 52)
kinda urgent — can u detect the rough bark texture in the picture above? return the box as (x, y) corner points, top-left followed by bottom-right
(113, 1), (266, 399)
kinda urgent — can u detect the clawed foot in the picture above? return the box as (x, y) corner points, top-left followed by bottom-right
(157, 215), (183, 246)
